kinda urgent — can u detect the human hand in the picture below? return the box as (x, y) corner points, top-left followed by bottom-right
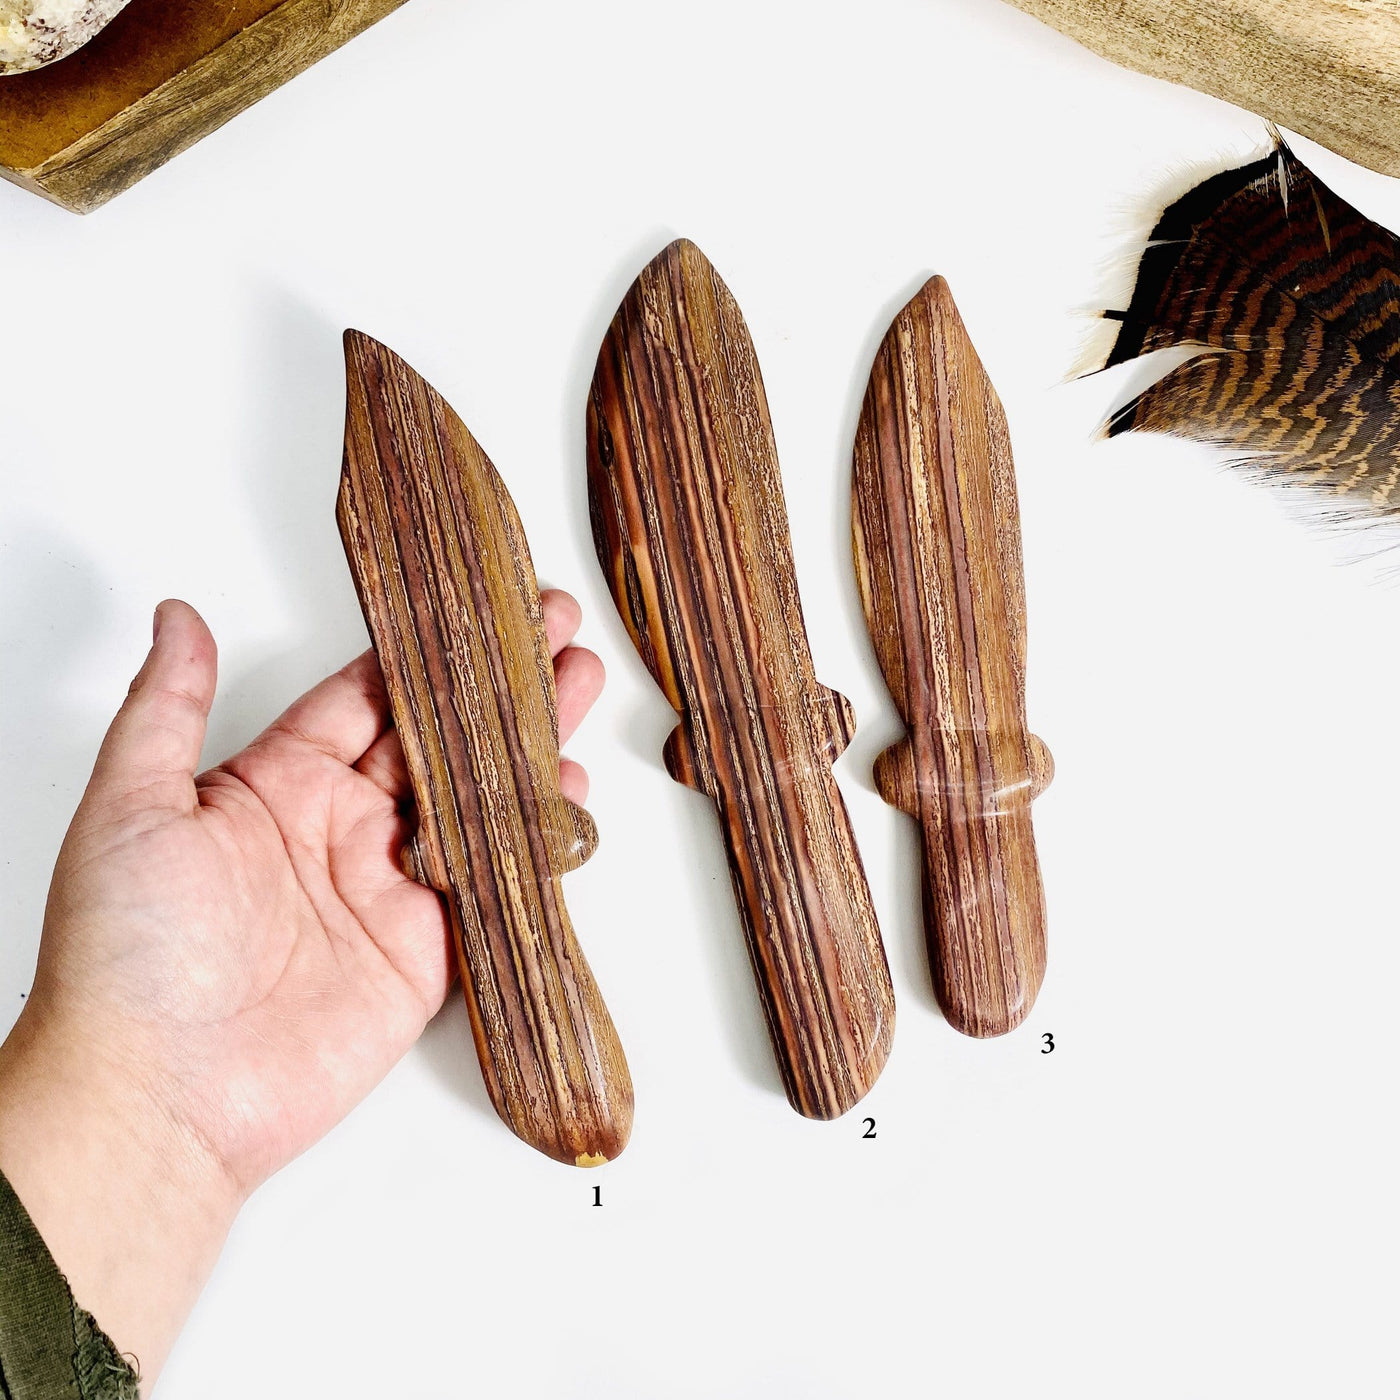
(0, 593), (604, 1388)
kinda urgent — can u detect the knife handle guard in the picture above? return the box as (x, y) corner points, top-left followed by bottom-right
(873, 733), (1054, 813)
(662, 686), (856, 794)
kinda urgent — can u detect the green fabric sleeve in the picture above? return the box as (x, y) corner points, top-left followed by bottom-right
(0, 1170), (139, 1400)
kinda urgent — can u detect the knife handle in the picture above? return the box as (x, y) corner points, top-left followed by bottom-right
(664, 699), (894, 1121)
(874, 730), (1052, 1037)
(406, 808), (632, 1168)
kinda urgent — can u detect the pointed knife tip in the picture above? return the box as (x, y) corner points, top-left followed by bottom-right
(342, 330), (424, 403)
(343, 326), (382, 362)
(342, 329), (376, 387)
(657, 236), (710, 275)
(915, 273), (954, 312)
(894, 275), (977, 350)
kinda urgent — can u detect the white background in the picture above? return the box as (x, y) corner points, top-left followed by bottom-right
(3, 1), (1398, 1395)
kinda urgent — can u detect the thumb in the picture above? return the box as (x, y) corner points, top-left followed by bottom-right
(86, 600), (219, 816)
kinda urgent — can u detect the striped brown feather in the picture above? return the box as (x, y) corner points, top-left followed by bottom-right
(1099, 135), (1400, 522)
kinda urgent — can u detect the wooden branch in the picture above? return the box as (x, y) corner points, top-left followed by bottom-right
(0, 0), (408, 213)
(339, 331), (633, 1167)
(852, 277), (1051, 1037)
(1001, 0), (1400, 178)
(588, 239), (895, 1120)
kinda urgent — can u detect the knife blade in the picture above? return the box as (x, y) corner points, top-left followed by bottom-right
(852, 277), (1052, 1037)
(339, 330), (633, 1165)
(587, 240), (894, 1120)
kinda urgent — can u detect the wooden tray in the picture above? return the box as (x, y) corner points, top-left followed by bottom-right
(0, 0), (408, 213)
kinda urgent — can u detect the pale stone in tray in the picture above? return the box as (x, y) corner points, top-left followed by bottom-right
(0, 0), (130, 74)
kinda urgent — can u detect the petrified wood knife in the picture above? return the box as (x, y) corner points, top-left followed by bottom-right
(339, 331), (633, 1165)
(852, 277), (1052, 1038)
(587, 240), (895, 1120)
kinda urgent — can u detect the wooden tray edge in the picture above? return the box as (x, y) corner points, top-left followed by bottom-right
(6, 0), (410, 214)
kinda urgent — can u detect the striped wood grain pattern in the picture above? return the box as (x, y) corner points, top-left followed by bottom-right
(588, 239), (894, 1120)
(852, 277), (1051, 1037)
(339, 331), (632, 1166)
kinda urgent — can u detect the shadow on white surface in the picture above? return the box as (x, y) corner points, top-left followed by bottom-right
(201, 284), (368, 767)
(561, 222), (676, 573)
(0, 523), (113, 1034)
(413, 990), (501, 1125)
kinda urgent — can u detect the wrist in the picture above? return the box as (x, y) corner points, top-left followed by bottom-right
(0, 1002), (243, 1390)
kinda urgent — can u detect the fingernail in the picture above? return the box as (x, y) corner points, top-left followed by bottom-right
(153, 602), (164, 644)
